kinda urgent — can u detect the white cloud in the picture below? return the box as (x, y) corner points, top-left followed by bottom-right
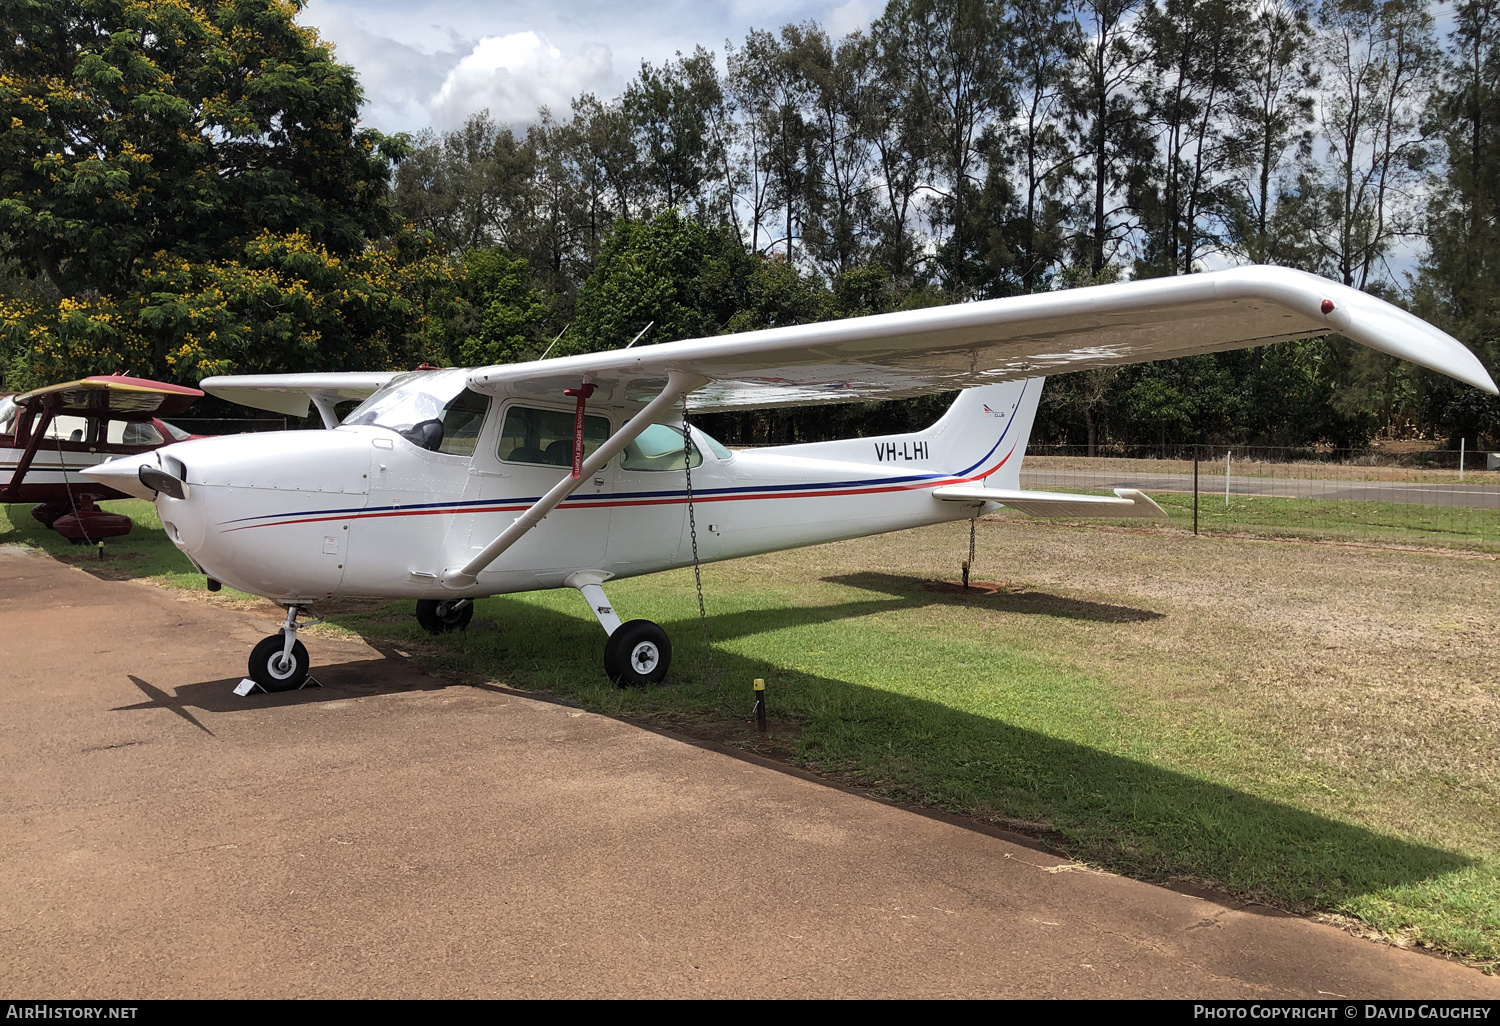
(428, 32), (616, 131)
(299, 0), (874, 135)
(825, 0), (882, 37)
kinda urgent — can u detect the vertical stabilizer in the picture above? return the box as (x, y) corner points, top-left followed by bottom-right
(766, 378), (1046, 483)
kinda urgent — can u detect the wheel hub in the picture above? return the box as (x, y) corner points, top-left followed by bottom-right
(631, 641), (659, 674)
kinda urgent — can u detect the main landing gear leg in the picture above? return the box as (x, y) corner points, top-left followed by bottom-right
(248, 605), (312, 692)
(565, 571), (671, 688)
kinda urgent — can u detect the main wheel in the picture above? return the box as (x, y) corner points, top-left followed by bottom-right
(415, 599), (474, 635)
(603, 619), (671, 687)
(248, 632), (310, 692)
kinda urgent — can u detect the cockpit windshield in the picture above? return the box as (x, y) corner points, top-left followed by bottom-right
(340, 369), (490, 455)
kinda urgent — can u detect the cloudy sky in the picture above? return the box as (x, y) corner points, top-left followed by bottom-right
(299, 0), (885, 136)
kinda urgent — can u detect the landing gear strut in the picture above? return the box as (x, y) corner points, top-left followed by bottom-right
(566, 571), (671, 687)
(416, 598), (473, 634)
(248, 605), (311, 692)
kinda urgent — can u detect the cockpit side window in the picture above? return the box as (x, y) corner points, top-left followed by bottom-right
(0, 398), (16, 439)
(436, 389), (490, 456)
(499, 406), (610, 467)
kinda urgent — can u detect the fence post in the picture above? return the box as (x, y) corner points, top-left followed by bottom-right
(1460, 437), (1465, 481)
(1193, 448), (1199, 536)
(1225, 450), (1232, 507)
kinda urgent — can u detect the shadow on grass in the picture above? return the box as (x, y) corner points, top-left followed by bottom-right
(826, 571), (1164, 623)
(320, 593), (1469, 915)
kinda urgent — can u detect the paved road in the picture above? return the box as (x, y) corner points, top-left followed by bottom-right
(1, 549), (1495, 999)
(1022, 469), (1500, 509)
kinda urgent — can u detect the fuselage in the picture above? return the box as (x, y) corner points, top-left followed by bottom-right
(88, 376), (1038, 605)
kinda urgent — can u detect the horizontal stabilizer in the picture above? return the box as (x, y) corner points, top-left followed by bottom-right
(932, 485), (1167, 518)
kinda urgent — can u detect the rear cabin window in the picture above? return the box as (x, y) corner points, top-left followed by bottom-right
(44, 414), (96, 443)
(499, 406), (611, 467)
(620, 423), (703, 472)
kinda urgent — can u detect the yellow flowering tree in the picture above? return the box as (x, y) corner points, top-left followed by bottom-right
(0, 0), (454, 386)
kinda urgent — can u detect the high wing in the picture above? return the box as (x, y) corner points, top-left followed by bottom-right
(466, 266), (1498, 410)
(14, 374), (202, 419)
(198, 372), (401, 420)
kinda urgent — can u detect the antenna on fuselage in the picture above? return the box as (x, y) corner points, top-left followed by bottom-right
(624, 321), (654, 349)
(538, 323), (572, 361)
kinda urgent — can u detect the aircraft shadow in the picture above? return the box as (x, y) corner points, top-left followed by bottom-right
(824, 571), (1164, 623)
(644, 573), (1160, 646)
(114, 640), (506, 717)
(409, 595), (1469, 911)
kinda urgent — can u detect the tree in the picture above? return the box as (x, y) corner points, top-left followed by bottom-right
(9, 226), (460, 386)
(0, 0), (433, 383)
(624, 48), (730, 218)
(570, 211), (755, 353)
(391, 112), (537, 256)
(1067, 0), (1156, 275)
(447, 249), (548, 367)
(1137, 0), (1253, 277)
(1414, 0), (1500, 443)
(858, 22), (929, 280)
(733, 28), (816, 263)
(1225, 0), (1319, 265)
(788, 26), (877, 279)
(1005, 0), (1082, 291)
(1310, 0), (1438, 290)
(0, 0), (400, 298)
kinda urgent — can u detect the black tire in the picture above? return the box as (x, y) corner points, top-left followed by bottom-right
(248, 632), (310, 692)
(603, 619), (671, 687)
(416, 598), (474, 635)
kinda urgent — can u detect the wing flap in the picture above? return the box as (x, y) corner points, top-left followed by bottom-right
(934, 485), (1167, 518)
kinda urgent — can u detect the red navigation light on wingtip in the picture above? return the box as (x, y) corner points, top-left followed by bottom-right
(1321, 300), (1335, 314)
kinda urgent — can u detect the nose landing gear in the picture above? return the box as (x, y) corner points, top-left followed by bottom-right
(247, 605), (313, 692)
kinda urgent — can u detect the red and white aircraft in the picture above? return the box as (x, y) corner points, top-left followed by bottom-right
(1, 374), (202, 540)
(83, 267), (1497, 692)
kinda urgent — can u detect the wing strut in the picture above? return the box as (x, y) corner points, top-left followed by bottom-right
(1, 398), (59, 501)
(441, 370), (708, 589)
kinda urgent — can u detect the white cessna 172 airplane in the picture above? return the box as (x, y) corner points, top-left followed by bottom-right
(83, 267), (1497, 692)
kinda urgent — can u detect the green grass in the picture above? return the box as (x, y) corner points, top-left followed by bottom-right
(4, 499), (1496, 969)
(1, 498), (206, 581)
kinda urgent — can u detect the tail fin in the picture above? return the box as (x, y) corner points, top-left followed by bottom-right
(767, 378), (1044, 486)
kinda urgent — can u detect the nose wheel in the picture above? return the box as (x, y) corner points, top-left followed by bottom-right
(247, 605), (312, 692)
